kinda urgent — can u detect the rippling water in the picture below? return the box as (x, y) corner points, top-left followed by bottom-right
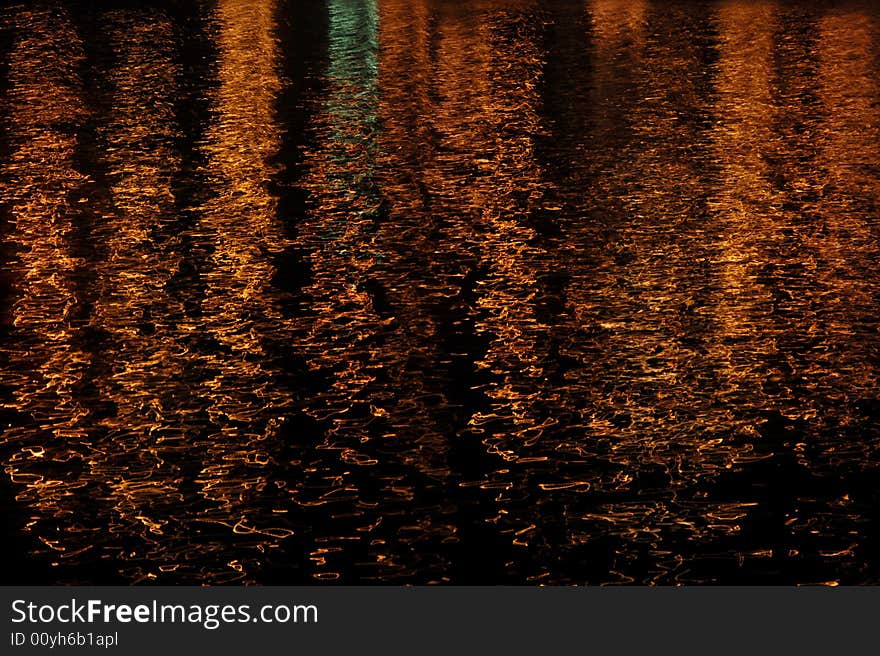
(1, 0), (879, 584)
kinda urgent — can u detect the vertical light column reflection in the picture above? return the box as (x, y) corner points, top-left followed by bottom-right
(692, 3), (794, 575)
(0, 8), (93, 566)
(588, 0), (646, 137)
(706, 1), (780, 423)
(590, 0), (646, 37)
(200, 0), (286, 355)
(86, 12), (194, 582)
(809, 9), (880, 412)
(193, 0), (295, 580)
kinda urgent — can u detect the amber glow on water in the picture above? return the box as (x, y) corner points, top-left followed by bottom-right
(1, 0), (879, 584)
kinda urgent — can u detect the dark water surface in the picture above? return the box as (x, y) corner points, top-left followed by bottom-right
(1, 0), (879, 584)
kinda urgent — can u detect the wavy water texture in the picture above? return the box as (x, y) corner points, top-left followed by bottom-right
(0, 0), (879, 584)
